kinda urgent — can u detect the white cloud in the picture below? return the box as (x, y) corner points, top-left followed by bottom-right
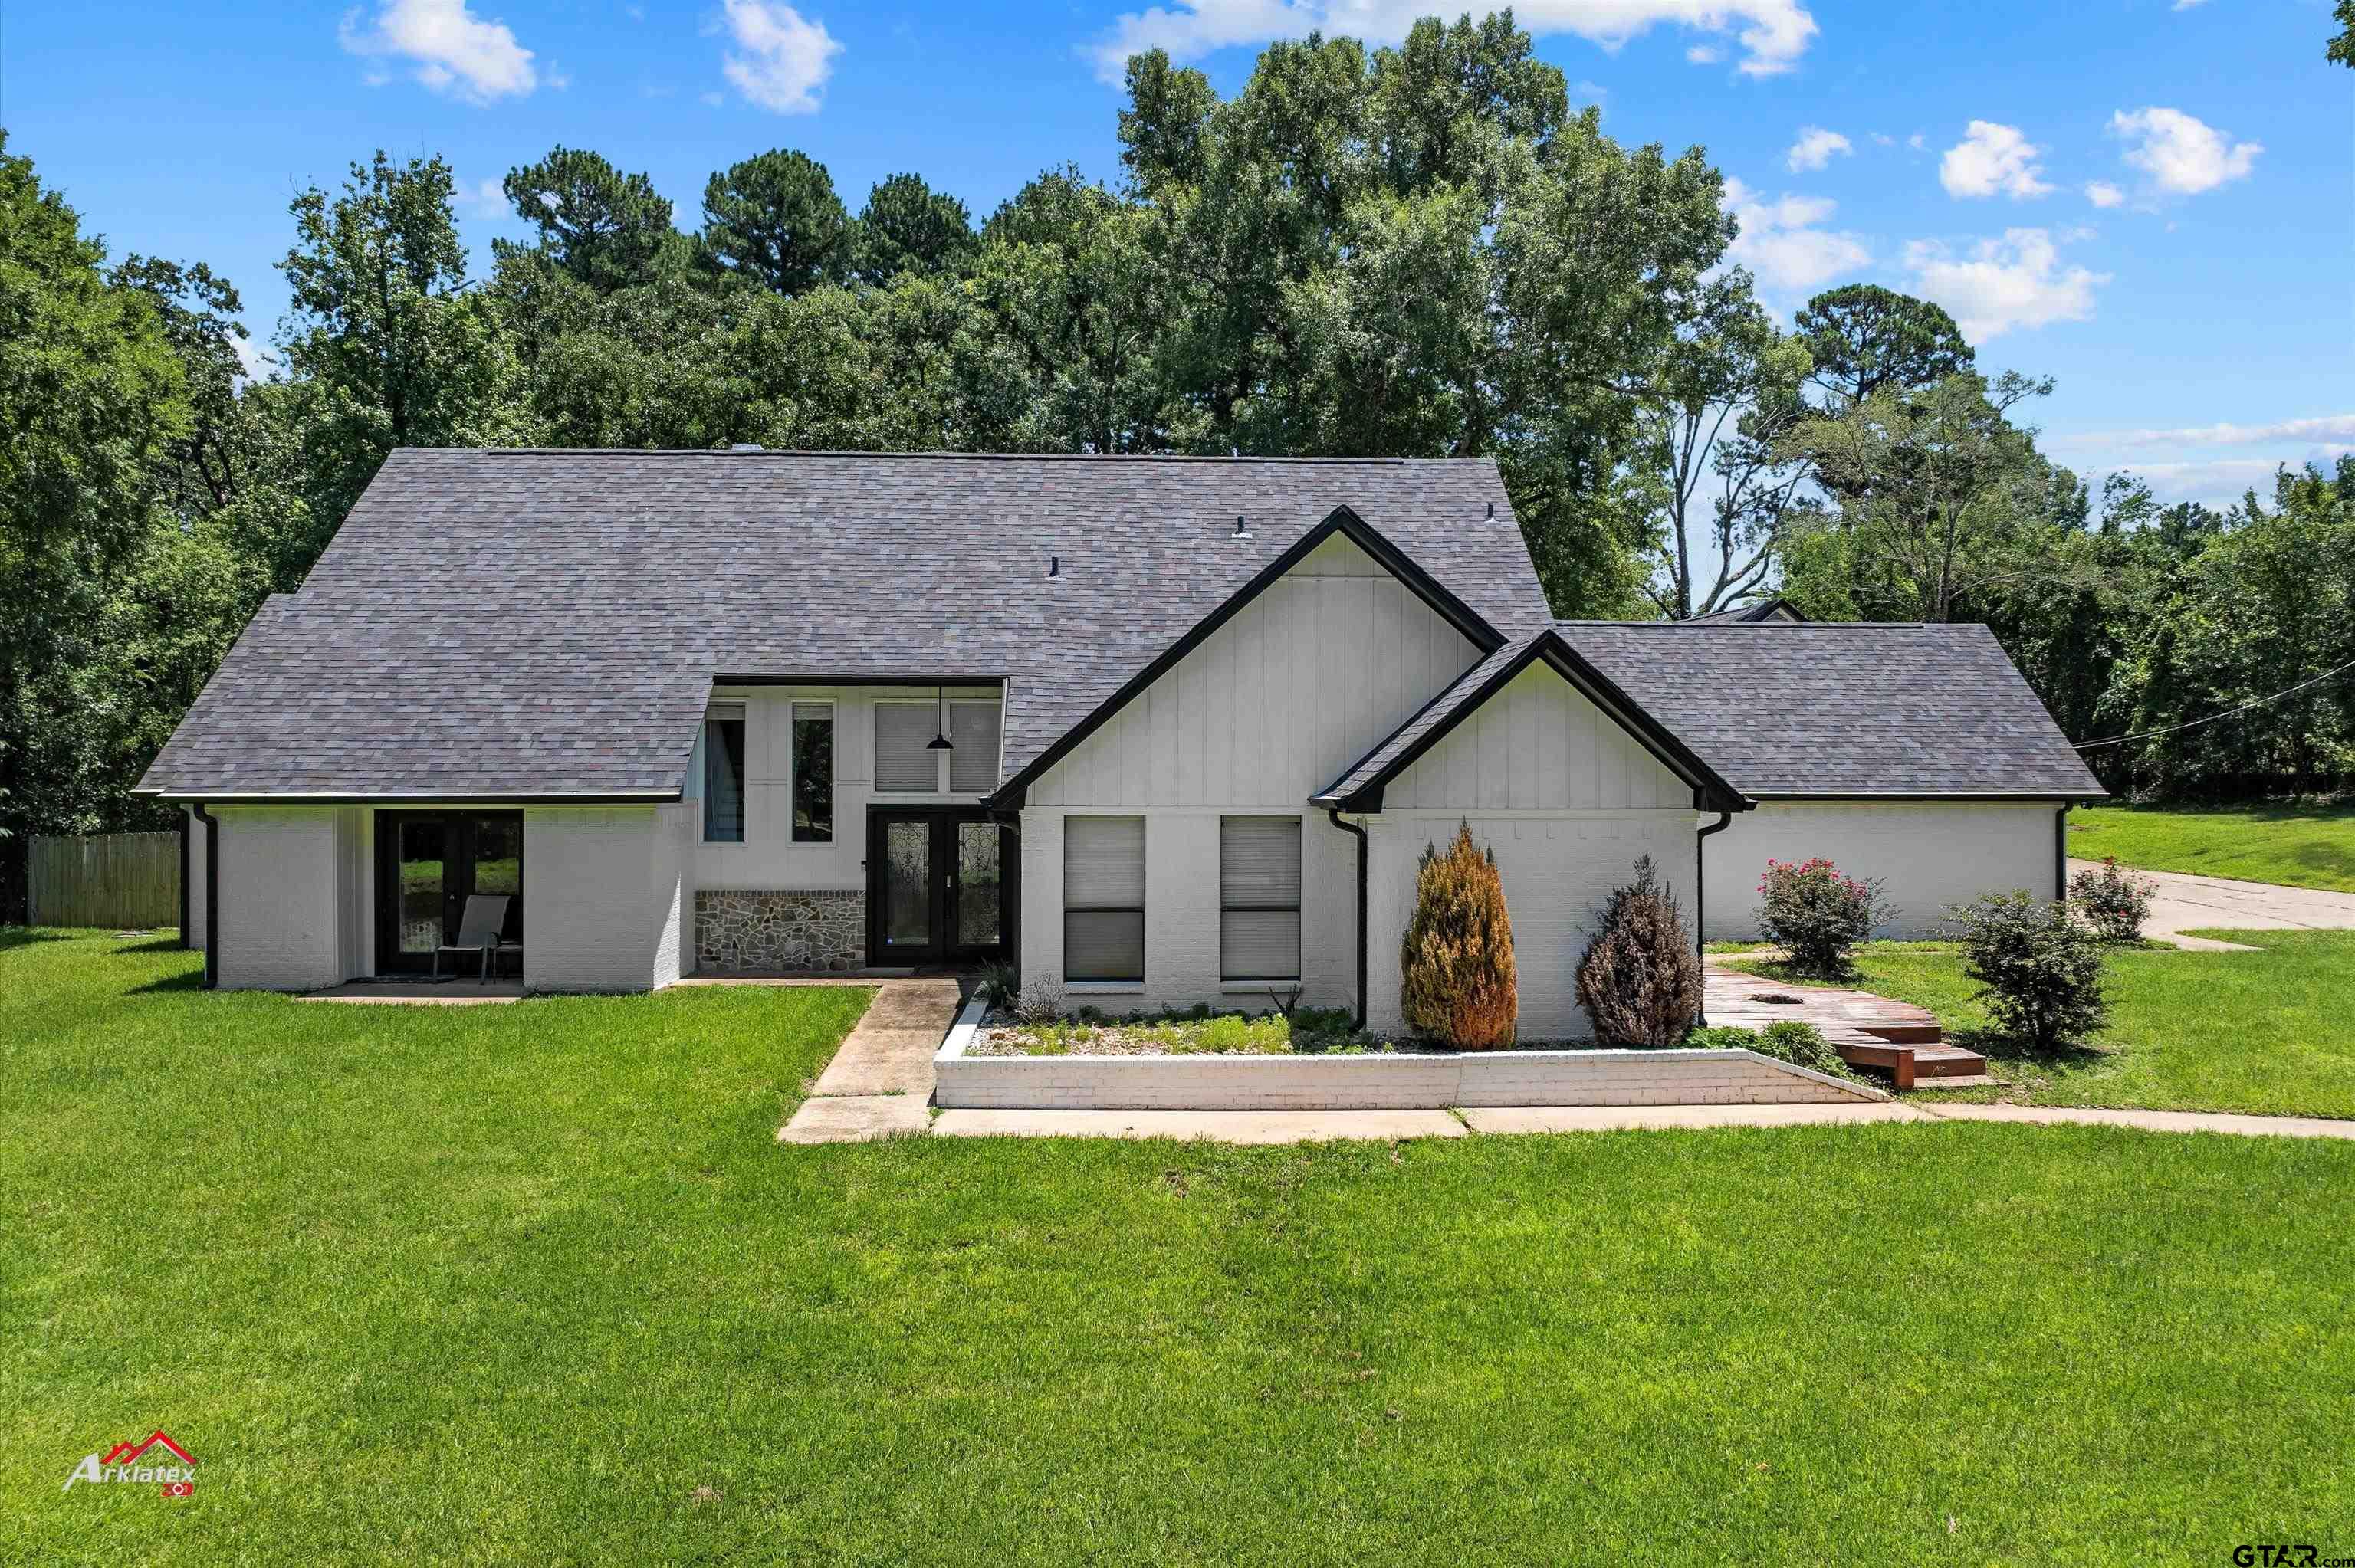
(1906, 132), (1925, 150)
(1723, 177), (1871, 294)
(1785, 126), (1851, 172)
(2074, 414), (2355, 449)
(1903, 228), (2108, 340)
(1938, 120), (2052, 200)
(455, 176), (512, 220)
(2108, 107), (2260, 195)
(337, 0), (538, 102)
(2108, 456), (2333, 507)
(1086, 0), (1818, 84)
(718, 0), (840, 114)
(2171, 0), (2208, 9)
(2084, 181), (2123, 208)
(232, 336), (277, 383)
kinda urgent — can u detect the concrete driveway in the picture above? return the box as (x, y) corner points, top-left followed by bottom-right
(2071, 858), (2355, 950)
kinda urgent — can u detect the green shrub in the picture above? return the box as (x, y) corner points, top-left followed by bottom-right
(2070, 856), (2156, 942)
(1756, 857), (1894, 976)
(1684, 1020), (1854, 1079)
(975, 963), (1020, 1009)
(1398, 822), (1518, 1050)
(1943, 891), (2108, 1051)
(1575, 855), (1703, 1047)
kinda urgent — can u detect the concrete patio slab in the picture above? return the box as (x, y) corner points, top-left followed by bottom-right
(1462, 1103), (1933, 1133)
(298, 980), (523, 1004)
(778, 1094), (930, 1143)
(1918, 1102), (2355, 1140)
(930, 1107), (1469, 1143)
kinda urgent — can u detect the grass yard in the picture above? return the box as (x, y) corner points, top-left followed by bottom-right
(1723, 932), (2355, 1119)
(2070, 801), (2355, 891)
(8, 930), (2355, 1564)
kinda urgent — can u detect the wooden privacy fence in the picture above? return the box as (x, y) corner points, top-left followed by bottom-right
(28, 831), (181, 930)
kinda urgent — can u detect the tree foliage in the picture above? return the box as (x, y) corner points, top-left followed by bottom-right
(1574, 854), (1702, 1046)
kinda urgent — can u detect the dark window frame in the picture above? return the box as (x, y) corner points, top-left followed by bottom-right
(701, 708), (747, 845)
(790, 700), (833, 844)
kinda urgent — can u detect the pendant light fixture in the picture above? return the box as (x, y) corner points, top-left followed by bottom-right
(927, 684), (954, 750)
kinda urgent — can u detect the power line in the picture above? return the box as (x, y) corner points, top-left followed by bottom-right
(2071, 657), (2355, 751)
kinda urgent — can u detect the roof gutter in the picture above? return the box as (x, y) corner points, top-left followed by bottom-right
(1326, 809), (1369, 1030)
(1694, 810), (1734, 1027)
(190, 802), (218, 990)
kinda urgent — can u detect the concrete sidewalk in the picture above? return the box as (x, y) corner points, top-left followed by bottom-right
(2073, 858), (2355, 951)
(776, 977), (962, 1145)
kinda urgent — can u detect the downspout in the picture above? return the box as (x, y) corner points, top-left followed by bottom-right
(190, 802), (218, 990)
(2054, 802), (2071, 904)
(178, 808), (191, 949)
(1326, 808), (1368, 1031)
(1695, 809), (1734, 1027)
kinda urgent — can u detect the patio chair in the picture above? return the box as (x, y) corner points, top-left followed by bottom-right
(432, 894), (511, 984)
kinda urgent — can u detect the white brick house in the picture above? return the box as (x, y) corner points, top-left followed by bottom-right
(142, 449), (2103, 1035)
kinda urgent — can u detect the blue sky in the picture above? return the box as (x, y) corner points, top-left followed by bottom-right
(6, 0), (2347, 506)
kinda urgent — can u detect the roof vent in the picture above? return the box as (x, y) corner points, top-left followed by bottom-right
(1046, 554), (1063, 580)
(1234, 514), (1250, 539)
(729, 443), (764, 452)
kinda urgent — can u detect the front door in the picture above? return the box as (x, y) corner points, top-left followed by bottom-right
(376, 811), (525, 973)
(865, 809), (1015, 966)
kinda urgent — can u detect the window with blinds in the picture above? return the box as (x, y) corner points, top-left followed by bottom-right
(948, 700), (1001, 794)
(1064, 815), (1145, 982)
(791, 701), (833, 842)
(1220, 815), (1301, 981)
(872, 703), (941, 792)
(701, 704), (747, 844)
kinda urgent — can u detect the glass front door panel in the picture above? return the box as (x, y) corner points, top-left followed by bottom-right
(956, 822), (1001, 946)
(883, 820), (933, 948)
(396, 820), (447, 955)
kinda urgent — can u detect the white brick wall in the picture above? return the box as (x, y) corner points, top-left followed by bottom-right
(524, 805), (693, 992)
(1705, 801), (2063, 940)
(183, 805), (208, 952)
(213, 807), (344, 990)
(1365, 810), (1701, 1040)
(934, 1046), (1877, 1110)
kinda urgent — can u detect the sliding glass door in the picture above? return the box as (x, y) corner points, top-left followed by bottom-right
(375, 812), (524, 974)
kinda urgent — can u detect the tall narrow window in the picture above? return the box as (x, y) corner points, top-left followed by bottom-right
(874, 703), (939, 792)
(1220, 815), (1301, 981)
(948, 700), (1001, 794)
(702, 704), (746, 844)
(791, 701), (833, 842)
(1063, 815), (1145, 982)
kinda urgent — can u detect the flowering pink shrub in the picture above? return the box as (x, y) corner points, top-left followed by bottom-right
(1755, 857), (1894, 976)
(2070, 856), (2156, 942)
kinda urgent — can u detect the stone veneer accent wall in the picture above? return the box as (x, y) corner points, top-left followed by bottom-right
(695, 890), (865, 973)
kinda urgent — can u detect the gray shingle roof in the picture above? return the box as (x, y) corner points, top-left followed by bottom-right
(1553, 621), (2106, 799)
(137, 449), (1549, 799)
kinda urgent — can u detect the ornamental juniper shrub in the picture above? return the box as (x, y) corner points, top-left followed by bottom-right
(1755, 857), (1894, 976)
(1575, 855), (1703, 1047)
(1943, 890), (2107, 1051)
(1398, 822), (1518, 1050)
(2070, 856), (2156, 943)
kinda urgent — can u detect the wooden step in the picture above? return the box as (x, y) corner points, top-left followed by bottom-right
(1831, 1038), (1989, 1091)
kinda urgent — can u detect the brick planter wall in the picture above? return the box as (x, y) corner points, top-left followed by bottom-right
(694, 890), (865, 973)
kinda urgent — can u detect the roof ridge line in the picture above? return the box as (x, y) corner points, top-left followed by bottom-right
(427, 448), (1452, 464)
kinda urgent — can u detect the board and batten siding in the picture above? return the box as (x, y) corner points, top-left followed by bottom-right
(1384, 662), (1692, 812)
(1027, 534), (1482, 809)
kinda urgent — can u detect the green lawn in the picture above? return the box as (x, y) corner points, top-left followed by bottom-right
(2070, 801), (2355, 891)
(8, 930), (2355, 1564)
(1723, 932), (2355, 1118)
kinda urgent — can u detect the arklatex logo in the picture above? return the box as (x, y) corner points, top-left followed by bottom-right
(64, 1430), (196, 1495)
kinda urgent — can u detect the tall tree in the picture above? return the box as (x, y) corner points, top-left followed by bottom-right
(2330, 0), (2354, 66)
(498, 146), (681, 294)
(1637, 275), (1812, 618)
(0, 134), (189, 910)
(847, 174), (977, 286)
(1779, 369), (2060, 623)
(278, 151), (521, 523)
(699, 149), (849, 295)
(1794, 284), (1975, 408)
